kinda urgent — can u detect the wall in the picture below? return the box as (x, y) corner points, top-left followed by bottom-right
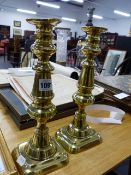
(76, 18), (131, 37)
(94, 18), (131, 36)
(0, 11), (36, 37)
(0, 11), (79, 38)
(0, 10), (131, 38)
(57, 21), (80, 38)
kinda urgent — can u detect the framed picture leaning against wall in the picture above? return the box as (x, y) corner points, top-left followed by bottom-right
(101, 49), (127, 76)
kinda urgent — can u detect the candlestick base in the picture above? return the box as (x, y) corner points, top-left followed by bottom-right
(12, 138), (68, 175)
(56, 125), (101, 154)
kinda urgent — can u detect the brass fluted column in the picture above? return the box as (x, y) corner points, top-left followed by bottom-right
(12, 18), (68, 175)
(56, 26), (107, 153)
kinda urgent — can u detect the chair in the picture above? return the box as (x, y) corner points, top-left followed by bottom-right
(21, 51), (33, 67)
(0, 40), (7, 61)
(113, 57), (131, 75)
(8, 37), (22, 67)
(10, 52), (21, 67)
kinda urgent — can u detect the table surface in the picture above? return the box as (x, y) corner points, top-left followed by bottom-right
(0, 101), (131, 175)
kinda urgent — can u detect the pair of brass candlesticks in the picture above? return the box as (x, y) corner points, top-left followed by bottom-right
(12, 18), (106, 174)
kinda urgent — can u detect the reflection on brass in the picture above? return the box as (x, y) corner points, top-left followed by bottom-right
(56, 26), (107, 153)
(12, 18), (68, 174)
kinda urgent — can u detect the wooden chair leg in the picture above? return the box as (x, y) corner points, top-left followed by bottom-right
(128, 156), (131, 175)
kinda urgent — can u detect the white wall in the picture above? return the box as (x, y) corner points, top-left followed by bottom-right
(0, 11), (79, 38)
(75, 18), (131, 37)
(94, 18), (131, 36)
(57, 21), (80, 38)
(0, 11), (36, 37)
(0, 10), (131, 38)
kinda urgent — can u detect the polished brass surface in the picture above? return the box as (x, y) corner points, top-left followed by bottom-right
(56, 26), (107, 153)
(12, 18), (68, 174)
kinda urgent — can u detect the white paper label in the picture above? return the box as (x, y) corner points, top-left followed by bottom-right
(39, 79), (52, 91)
(16, 155), (26, 166)
(0, 156), (5, 173)
(114, 92), (130, 99)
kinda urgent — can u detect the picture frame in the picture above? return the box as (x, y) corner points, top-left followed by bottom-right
(0, 129), (18, 175)
(14, 21), (21, 27)
(101, 49), (127, 76)
(13, 28), (22, 36)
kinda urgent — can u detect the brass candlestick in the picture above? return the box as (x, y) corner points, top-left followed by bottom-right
(56, 26), (107, 153)
(12, 18), (68, 174)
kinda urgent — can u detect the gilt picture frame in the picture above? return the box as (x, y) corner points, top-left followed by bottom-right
(0, 129), (18, 175)
(101, 49), (127, 76)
